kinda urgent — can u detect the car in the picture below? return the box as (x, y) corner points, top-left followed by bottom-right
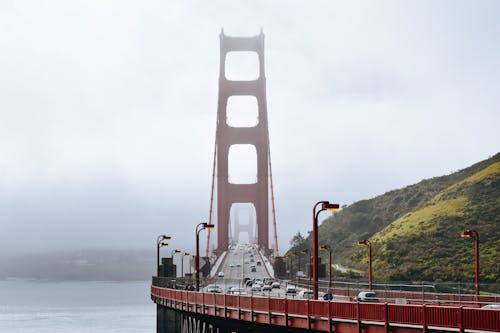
(285, 285), (297, 294)
(251, 267), (256, 272)
(262, 284), (272, 291)
(271, 282), (280, 289)
(231, 288), (248, 296)
(236, 263), (241, 267)
(251, 284), (262, 292)
(298, 290), (314, 299)
(355, 291), (379, 303)
(482, 304), (500, 310)
(229, 263), (235, 267)
(206, 284), (222, 293)
(256, 261), (262, 266)
(217, 271), (225, 277)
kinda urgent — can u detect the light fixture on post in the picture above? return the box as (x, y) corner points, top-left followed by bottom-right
(156, 235), (172, 276)
(182, 252), (190, 278)
(313, 201), (339, 299)
(171, 249), (181, 278)
(196, 222), (215, 291)
(357, 239), (372, 290)
(461, 229), (480, 298)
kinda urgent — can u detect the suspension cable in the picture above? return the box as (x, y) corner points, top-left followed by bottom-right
(206, 135), (217, 257)
(268, 130), (279, 257)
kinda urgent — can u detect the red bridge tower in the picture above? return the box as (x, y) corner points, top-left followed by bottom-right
(214, 30), (270, 254)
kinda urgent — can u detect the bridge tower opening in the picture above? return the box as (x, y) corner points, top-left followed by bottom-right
(214, 29), (270, 254)
(230, 203), (256, 245)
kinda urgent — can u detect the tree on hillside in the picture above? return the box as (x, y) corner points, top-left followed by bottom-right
(290, 232), (305, 248)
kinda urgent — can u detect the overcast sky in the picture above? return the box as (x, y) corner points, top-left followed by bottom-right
(1, 1), (499, 256)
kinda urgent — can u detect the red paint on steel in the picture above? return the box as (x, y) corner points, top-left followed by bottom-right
(359, 303), (385, 321)
(287, 299), (306, 316)
(463, 307), (500, 331)
(215, 30), (270, 253)
(226, 294), (237, 308)
(239, 295), (251, 310)
(269, 298), (286, 313)
(331, 301), (357, 319)
(426, 305), (459, 327)
(151, 286), (500, 332)
(252, 296), (269, 312)
(388, 304), (422, 324)
(309, 300), (328, 318)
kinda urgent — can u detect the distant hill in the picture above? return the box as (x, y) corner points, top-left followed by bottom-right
(288, 153), (499, 285)
(0, 248), (155, 282)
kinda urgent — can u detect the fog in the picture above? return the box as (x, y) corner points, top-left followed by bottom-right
(1, 1), (499, 257)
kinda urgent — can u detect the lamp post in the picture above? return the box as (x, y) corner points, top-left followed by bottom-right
(182, 252), (190, 278)
(156, 235), (172, 276)
(320, 245), (332, 290)
(301, 249), (311, 290)
(196, 222), (215, 291)
(294, 251), (301, 282)
(171, 249), (181, 278)
(357, 239), (372, 290)
(290, 252), (298, 281)
(461, 229), (480, 297)
(283, 255), (288, 279)
(313, 201), (339, 300)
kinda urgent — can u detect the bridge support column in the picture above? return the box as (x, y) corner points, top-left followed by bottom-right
(157, 305), (181, 333)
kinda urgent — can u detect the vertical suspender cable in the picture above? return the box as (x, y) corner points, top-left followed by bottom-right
(267, 132), (279, 257)
(206, 137), (217, 257)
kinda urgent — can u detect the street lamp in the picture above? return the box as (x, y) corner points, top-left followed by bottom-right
(313, 201), (339, 299)
(196, 222), (215, 291)
(461, 229), (480, 297)
(320, 245), (332, 290)
(301, 249), (311, 290)
(171, 250), (181, 278)
(182, 252), (190, 278)
(357, 239), (372, 290)
(291, 252), (298, 281)
(156, 235), (172, 276)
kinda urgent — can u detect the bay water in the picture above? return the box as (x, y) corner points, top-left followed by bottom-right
(0, 280), (155, 332)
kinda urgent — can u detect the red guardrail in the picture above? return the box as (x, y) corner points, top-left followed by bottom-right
(359, 303), (385, 321)
(330, 301), (356, 319)
(388, 304), (422, 324)
(151, 286), (500, 332)
(252, 296), (269, 312)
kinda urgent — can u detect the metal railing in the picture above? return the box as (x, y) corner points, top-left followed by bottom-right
(151, 285), (500, 332)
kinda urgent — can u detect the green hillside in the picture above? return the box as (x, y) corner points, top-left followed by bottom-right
(288, 153), (500, 285)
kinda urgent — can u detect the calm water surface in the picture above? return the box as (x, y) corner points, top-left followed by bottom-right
(0, 280), (155, 332)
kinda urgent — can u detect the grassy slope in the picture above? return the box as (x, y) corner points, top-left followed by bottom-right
(289, 153), (500, 283)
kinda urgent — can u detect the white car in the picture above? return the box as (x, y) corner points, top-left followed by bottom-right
(482, 304), (500, 310)
(217, 271), (225, 277)
(251, 284), (262, 292)
(206, 284), (222, 293)
(231, 288), (248, 296)
(298, 290), (314, 299)
(285, 285), (297, 294)
(271, 281), (280, 289)
(355, 291), (379, 303)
